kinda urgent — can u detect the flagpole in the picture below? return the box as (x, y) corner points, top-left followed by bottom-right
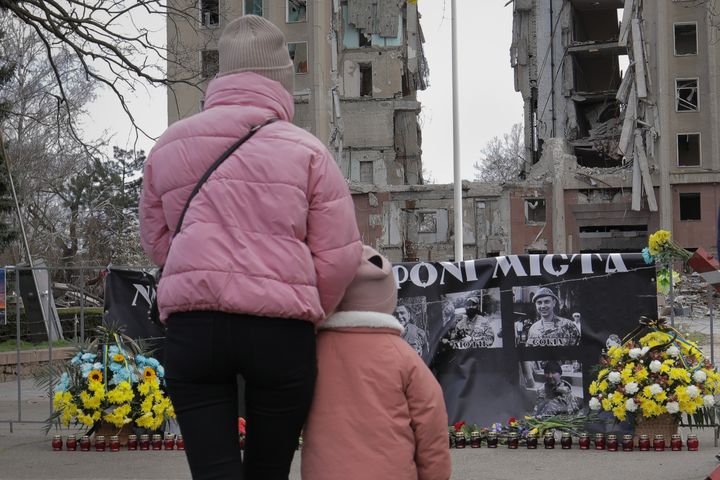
(451, 0), (463, 261)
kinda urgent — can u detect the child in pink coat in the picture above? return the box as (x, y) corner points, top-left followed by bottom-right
(302, 246), (451, 480)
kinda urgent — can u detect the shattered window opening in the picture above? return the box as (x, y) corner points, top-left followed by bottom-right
(679, 193), (702, 221)
(677, 133), (701, 167)
(359, 161), (374, 183)
(675, 78), (699, 112)
(288, 42), (308, 75)
(524, 199), (546, 224)
(287, 0), (307, 23)
(243, 0), (263, 16)
(200, 49), (219, 79)
(674, 23), (698, 56)
(418, 212), (437, 234)
(199, 0), (219, 27)
(359, 63), (373, 97)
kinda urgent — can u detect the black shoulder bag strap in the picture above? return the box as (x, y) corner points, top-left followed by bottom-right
(147, 117), (278, 329)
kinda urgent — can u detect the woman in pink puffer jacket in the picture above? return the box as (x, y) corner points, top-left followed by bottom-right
(139, 15), (362, 480)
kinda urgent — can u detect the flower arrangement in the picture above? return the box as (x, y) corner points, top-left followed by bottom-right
(587, 322), (720, 423)
(449, 414), (594, 445)
(39, 326), (175, 433)
(643, 229), (692, 265)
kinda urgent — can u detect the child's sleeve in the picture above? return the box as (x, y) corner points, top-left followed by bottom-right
(405, 353), (452, 480)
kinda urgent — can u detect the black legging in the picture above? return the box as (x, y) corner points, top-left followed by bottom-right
(164, 311), (316, 480)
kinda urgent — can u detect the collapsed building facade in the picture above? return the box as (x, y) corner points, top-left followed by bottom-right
(166, 1), (720, 262)
(167, 0), (428, 187)
(510, 0), (720, 254)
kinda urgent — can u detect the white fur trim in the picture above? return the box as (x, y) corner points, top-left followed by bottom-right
(319, 311), (404, 332)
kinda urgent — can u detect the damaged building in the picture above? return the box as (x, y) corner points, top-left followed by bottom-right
(166, 0), (428, 186)
(511, 0), (720, 254)
(165, 1), (719, 261)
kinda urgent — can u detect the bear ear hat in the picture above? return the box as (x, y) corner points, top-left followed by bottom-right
(335, 245), (397, 315)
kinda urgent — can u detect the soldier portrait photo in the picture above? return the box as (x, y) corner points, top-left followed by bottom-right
(440, 289), (502, 350)
(393, 297), (429, 356)
(519, 360), (583, 418)
(513, 286), (581, 347)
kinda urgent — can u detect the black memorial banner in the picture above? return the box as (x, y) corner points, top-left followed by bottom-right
(103, 268), (165, 360)
(392, 254), (656, 426)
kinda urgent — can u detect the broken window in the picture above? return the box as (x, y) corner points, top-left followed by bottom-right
(674, 23), (697, 55)
(677, 133), (701, 167)
(675, 78), (698, 112)
(418, 212), (437, 234)
(679, 192), (701, 221)
(525, 199), (546, 223)
(359, 63), (372, 97)
(359, 32), (372, 48)
(243, 0), (263, 16)
(287, 0), (306, 23)
(200, 0), (219, 27)
(288, 42), (308, 74)
(359, 161), (373, 183)
(201, 49), (219, 79)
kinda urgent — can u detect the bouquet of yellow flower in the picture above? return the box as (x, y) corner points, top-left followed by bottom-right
(587, 320), (720, 424)
(38, 326), (175, 433)
(642, 229), (691, 266)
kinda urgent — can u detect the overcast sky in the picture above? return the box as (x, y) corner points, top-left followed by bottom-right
(83, 0), (523, 183)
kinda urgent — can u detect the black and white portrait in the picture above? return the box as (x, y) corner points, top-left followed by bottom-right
(519, 360), (583, 418)
(440, 289), (502, 350)
(393, 296), (429, 356)
(513, 286), (581, 347)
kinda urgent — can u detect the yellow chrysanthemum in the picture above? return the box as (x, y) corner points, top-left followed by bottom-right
(598, 380), (608, 392)
(670, 368), (690, 383)
(103, 404), (133, 428)
(611, 392), (624, 405)
(635, 369), (649, 382)
(107, 382), (134, 404)
(648, 230), (671, 255)
(589, 381), (599, 395)
(602, 398), (612, 411)
(612, 405), (627, 421)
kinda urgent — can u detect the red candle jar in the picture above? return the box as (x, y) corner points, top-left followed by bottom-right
(526, 434), (538, 449)
(487, 432), (498, 448)
(139, 434), (150, 450)
(127, 434), (138, 450)
(687, 433), (699, 451)
(95, 435), (106, 452)
(639, 434), (650, 451)
(176, 434), (185, 451)
(622, 434), (634, 451)
(109, 435), (119, 452)
(578, 433), (590, 450)
(470, 432), (481, 448)
(671, 434), (682, 451)
(164, 433), (175, 450)
(607, 434), (618, 451)
(80, 435), (91, 451)
(594, 433), (605, 450)
(52, 435), (63, 451)
(66, 435), (77, 451)
(543, 432), (555, 449)
(152, 434), (163, 450)
(454, 432), (466, 449)
(560, 432), (572, 449)
(653, 434), (665, 452)
(508, 432), (519, 449)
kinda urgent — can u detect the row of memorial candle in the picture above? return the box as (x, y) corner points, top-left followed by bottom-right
(451, 431), (699, 451)
(52, 433), (184, 451)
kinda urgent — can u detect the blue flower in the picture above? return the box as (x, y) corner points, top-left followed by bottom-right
(81, 352), (97, 362)
(145, 357), (160, 369)
(135, 355), (147, 366)
(108, 345), (120, 356)
(641, 247), (654, 265)
(70, 353), (82, 366)
(156, 365), (165, 378)
(54, 372), (70, 393)
(109, 362), (123, 373)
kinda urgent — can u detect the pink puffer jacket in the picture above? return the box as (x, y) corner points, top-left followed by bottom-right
(302, 311), (451, 480)
(139, 72), (362, 323)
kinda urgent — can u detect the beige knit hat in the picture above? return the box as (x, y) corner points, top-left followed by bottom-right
(336, 246), (398, 315)
(218, 15), (295, 95)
